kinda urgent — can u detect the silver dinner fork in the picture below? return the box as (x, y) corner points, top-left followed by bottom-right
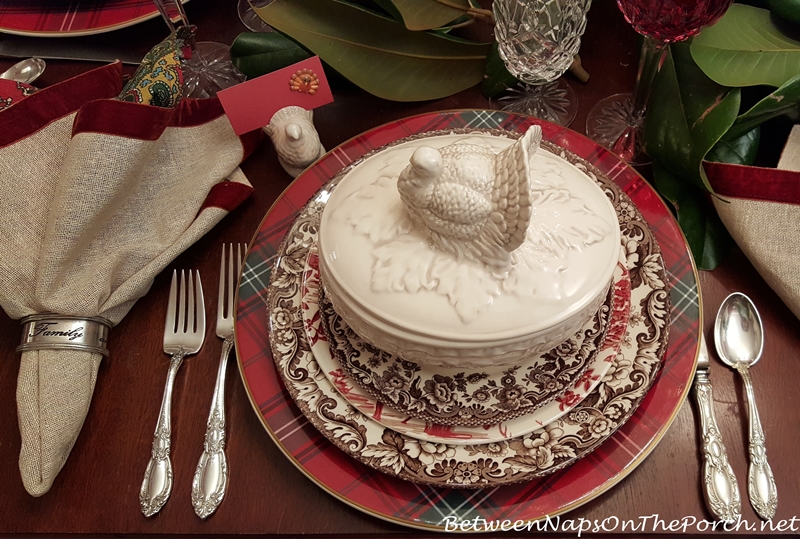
(191, 244), (243, 519)
(140, 270), (206, 517)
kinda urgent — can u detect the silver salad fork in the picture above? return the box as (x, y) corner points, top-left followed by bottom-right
(141, 270), (206, 517)
(191, 244), (243, 518)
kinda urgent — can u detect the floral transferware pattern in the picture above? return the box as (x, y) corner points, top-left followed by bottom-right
(266, 133), (671, 488)
(303, 247), (632, 445)
(322, 284), (610, 428)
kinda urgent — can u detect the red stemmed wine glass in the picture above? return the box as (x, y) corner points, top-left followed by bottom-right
(585, 0), (734, 164)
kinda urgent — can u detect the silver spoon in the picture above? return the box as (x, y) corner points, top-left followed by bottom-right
(714, 292), (777, 520)
(0, 57), (46, 85)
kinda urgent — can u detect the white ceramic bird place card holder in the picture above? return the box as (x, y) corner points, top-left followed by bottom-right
(263, 106), (326, 178)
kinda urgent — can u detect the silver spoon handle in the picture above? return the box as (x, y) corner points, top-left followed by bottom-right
(693, 371), (741, 522)
(140, 351), (185, 517)
(191, 335), (233, 519)
(738, 365), (778, 520)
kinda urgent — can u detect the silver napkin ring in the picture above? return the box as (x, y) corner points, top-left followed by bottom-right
(17, 314), (111, 356)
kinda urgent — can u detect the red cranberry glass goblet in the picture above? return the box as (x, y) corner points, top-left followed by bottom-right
(585, 0), (733, 164)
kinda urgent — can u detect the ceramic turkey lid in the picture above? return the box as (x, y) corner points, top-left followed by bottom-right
(318, 133), (621, 340)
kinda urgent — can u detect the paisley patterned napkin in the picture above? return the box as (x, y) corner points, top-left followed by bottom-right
(708, 125), (800, 319)
(0, 30), (260, 496)
(119, 25), (193, 107)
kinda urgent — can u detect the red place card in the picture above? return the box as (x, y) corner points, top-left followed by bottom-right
(218, 56), (334, 135)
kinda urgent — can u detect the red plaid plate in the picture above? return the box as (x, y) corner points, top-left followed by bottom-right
(0, 0), (186, 37)
(236, 110), (701, 530)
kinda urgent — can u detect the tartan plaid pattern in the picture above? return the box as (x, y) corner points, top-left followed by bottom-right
(0, 0), (168, 36)
(235, 111), (700, 531)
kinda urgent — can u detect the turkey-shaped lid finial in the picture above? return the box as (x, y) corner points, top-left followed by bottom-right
(397, 125), (542, 269)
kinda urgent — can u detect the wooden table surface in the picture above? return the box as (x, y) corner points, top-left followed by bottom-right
(2, 0), (799, 536)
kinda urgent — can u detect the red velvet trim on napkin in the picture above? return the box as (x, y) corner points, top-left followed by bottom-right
(705, 161), (800, 206)
(200, 180), (254, 212)
(71, 96), (265, 154)
(240, 127), (264, 161)
(0, 63), (123, 149)
(72, 97), (229, 140)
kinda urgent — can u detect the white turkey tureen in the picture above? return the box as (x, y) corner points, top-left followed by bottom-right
(318, 127), (621, 369)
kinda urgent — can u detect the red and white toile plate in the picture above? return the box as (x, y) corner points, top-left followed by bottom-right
(0, 0), (187, 37)
(235, 110), (701, 530)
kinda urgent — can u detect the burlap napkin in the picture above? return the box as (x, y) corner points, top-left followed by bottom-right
(0, 46), (260, 495)
(708, 125), (800, 319)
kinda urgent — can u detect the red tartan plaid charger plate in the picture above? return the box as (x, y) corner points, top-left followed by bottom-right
(235, 110), (701, 531)
(0, 0), (185, 37)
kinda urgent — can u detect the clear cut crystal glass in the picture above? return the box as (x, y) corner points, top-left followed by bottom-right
(492, 0), (591, 126)
(152, 0), (245, 98)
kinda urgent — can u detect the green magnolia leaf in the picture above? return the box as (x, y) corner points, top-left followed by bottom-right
(652, 164), (734, 270)
(707, 127), (761, 165)
(384, 0), (470, 30)
(432, 13), (474, 32)
(254, 0), (491, 102)
(767, 0), (800, 24)
(735, 0), (770, 8)
(723, 75), (800, 140)
(645, 42), (741, 192)
(482, 42), (518, 98)
(372, 0), (404, 21)
(690, 4), (800, 87)
(230, 32), (312, 78)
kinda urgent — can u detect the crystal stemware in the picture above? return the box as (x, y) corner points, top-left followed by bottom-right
(585, 0), (733, 164)
(492, 0), (592, 126)
(153, 0), (245, 98)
